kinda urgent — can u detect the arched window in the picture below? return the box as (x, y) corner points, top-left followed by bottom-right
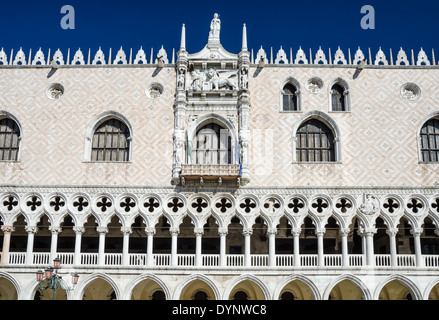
(0, 117), (20, 161)
(420, 118), (439, 162)
(330, 80), (350, 112)
(91, 118), (130, 162)
(296, 119), (335, 162)
(192, 123), (232, 165)
(282, 83), (299, 111)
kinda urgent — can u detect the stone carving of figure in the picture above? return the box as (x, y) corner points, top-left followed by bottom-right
(240, 68), (248, 89)
(209, 13), (221, 41)
(359, 194), (377, 215)
(190, 70), (203, 91)
(177, 69), (185, 89)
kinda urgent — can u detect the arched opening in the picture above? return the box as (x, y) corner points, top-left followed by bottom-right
(203, 216), (220, 256)
(229, 280), (265, 300)
(374, 217), (390, 254)
(251, 216), (268, 254)
(0, 277), (18, 300)
(179, 279), (216, 300)
(275, 216), (293, 254)
(421, 217), (439, 254)
(34, 215), (51, 255)
(178, 216), (195, 254)
(154, 216), (171, 255)
(428, 282), (439, 300)
(397, 217), (415, 254)
(130, 278), (167, 300)
(9, 214), (27, 254)
(82, 278), (117, 300)
(129, 216), (148, 254)
(0, 116), (21, 161)
(105, 216), (123, 255)
(191, 123), (232, 165)
(58, 215), (75, 254)
(300, 216), (317, 254)
(81, 215), (99, 254)
(33, 283), (68, 300)
(348, 217), (363, 254)
(378, 280), (414, 300)
(420, 118), (439, 162)
(328, 279), (364, 300)
(282, 83), (299, 111)
(278, 279), (315, 300)
(91, 118), (131, 162)
(323, 216), (341, 254)
(296, 119), (336, 162)
(227, 216), (244, 255)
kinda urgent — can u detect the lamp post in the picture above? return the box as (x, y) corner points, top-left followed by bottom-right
(36, 256), (79, 300)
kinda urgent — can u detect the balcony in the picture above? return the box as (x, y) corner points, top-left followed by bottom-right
(5, 252), (439, 268)
(180, 164), (241, 186)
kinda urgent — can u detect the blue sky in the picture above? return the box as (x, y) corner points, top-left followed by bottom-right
(0, 0), (437, 62)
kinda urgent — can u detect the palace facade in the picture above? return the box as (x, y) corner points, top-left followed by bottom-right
(1, 14), (439, 300)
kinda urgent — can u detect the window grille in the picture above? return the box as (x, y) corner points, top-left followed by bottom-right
(420, 118), (439, 162)
(192, 123), (232, 165)
(0, 118), (20, 161)
(282, 83), (298, 111)
(91, 119), (130, 162)
(331, 84), (345, 111)
(296, 119), (335, 162)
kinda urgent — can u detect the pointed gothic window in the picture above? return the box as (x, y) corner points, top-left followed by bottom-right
(192, 123), (232, 165)
(296, 119), (335, 162)
(282, 83), (298, 111)
(91, 119), (130, 162)
(0, 117), (20, 161)
(420, 118), (439, 162)
(330, 80), (350, 112)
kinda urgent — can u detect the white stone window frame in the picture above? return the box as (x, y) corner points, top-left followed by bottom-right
(0, 111), (22, 162)
(291, 111), (342, 163)
(83, 111), (134, 162)
(186, 113), (239, 165)
(279, 77), (302, 113)
(328, 78), (351, 113)
(416, 111), (439, 164)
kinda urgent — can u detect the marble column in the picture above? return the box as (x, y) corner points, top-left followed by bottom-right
(267, 228), (277, 267)
(1, 226), (15, 265)
(341, 228), (350, 267)
(170, 227), (179, 266)
(411, 228), (424, 267)
(219, 228), (227, 267)
(243, 228), (252, 267)
(387, 228), (398, 267)
(316, 228), (325, 267)
(25, 226), (37, 265)
(293, 229), (301, 267)
(121, 227), (132, 266)
(73, 226), (85, 265)
(97, 227), (108, 266)
(145, 227), (155, 267)
(49, 226), (62, 262)
(364, 227), (377, 266)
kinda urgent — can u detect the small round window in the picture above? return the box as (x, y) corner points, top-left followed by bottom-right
(400, 83), (421, 101)
(46, 83), (64, 100)
(146, 82), (164, 99)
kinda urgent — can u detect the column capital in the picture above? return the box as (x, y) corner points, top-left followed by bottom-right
(218, 227), (228, 236)
(97, 226), (109, 234)
(410, 228), (423, 236)
(170, 227), (180, 236)
(386, 227), (399, 237)
(194, 228), (204, 236)
(315, 228), (326, 236)
(25, 226), (38, 234)
(1, 226), (15, 233)
(73, 226), (85, 235)
(267, 228), (277, 236)
(340, 228), (350, 236)
(243, 228), (253, 236)
(121, 227), (132, 235)
(49, 226), (62, 234)
(145, 227), (156, 236)
(292, 228), (302, 236)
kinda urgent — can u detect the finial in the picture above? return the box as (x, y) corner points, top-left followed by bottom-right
(242, 23), (247, 50)
(180, 24), (186, 50)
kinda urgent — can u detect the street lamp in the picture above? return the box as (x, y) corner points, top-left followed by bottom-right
(36, 256), (79, 300)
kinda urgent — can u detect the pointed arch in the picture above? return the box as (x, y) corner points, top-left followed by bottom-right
(292, 111), (342, 162)
(417, 111), (439, 162)
(173, 274), (221, 300)
(124, 274), (171, 300)
(280, 77), (302, 112)
(374, 275), (422, 300)
(223, 274), (270, 300)
(324, 274), (371, 300)
(328, 78), (350, 112)
(0, 110), (22, 161)
(84, 111), (133, 162)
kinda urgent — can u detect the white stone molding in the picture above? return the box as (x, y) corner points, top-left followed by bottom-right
(115, 193), (139, 216)
(400, 82), (421, 101)
(133, 46), (147, 64)
(92, 47), (106, 65)
(314, 47), (328, 65)
(0, 48), (8, 65)
(187, 193), (211, 220)
(294, 47), (308, 64)
(52, 49), (65, 65)
(333, 47), (347, 65)
(353, 47), (366, 65)
(71, 48), (85, 65)
(255, 46), (267, 65)
(374, 47), (388, 65)
(417, 48), (431, 66)
(31, 48), (46, 65)
(44, 192), (68, 216)
(222, 274), (270, 300)
(275, 46), (288, 64)
(113, 47), (127, 65)
(395, 48), (409, 66)
(13, 48), (26, 65)
(373, 275), (422, 300)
